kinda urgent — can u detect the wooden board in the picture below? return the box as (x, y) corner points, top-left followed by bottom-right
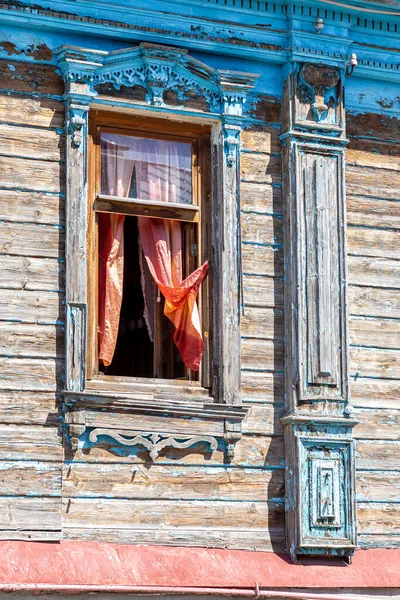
(241, 307), (284, 340)
(241, 371), (284, 403)
(346, 149), (400, 171)
(0, 155), (63, 193)
(347, 226), (400, 260)
(241, 338), (284, 373)
(242, 243), (283, 277)
(0, 391), (57, 425)
(241, 153), (281, 184)
(62, 497), (284, 530)
(354, 408), (400, 440)
(242, 212), (283, 246)
(356, 440), (400, 470)
(241, 182), (282, 215)
(0, 124), (64, 161)
(0, 497), (60, 537)
(348, 256), (400, 289)
(349, 285), (400, 319)
(63, 463), (284, 501)
(0, 461), (61, 497)
(0, 289), (63, 324)
(0, 322), (63, 358)
(350, 347), (400, 380)
(0, 255), (64, 292)
(243, 275), (283, 308)
(0, 425), (62, 461)
(0, 94), (64, 129)
(0, 61), (64, 96)
(351, 378), (400, 409)
(0, 221), (64, 259)
(0, 190), (64, 225)
(357, 502), (400, 534)
(241, 127), (280, 154)
(345, 166), (400, 199)
(0, 357), (62, 391)
(62, 526), (284, 551)
(350, 317), (400, 350)
(357, 471), (400, 503)
(346, 195), (400, 230)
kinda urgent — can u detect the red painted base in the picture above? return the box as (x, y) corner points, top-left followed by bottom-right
(0, 543), (398, 589)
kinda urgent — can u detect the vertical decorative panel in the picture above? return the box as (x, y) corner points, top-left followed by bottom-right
(281, 61), (357, 562)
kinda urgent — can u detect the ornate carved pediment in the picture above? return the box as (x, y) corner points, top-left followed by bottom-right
(55, 43), (258, 115)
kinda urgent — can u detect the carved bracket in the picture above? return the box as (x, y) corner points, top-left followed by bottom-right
(88, 429), (218, 461)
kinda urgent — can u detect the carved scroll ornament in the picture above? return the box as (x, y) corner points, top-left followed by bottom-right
(299, 63), (340, 123)
(88, 429), (218, 461)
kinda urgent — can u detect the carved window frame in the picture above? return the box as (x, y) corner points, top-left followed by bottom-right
(55, 43), (258, 460)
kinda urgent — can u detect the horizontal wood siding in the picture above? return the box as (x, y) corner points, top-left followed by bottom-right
(347, 114), (400, 549)
(0, 57), (398, 552)
(0, 61), (63, 540)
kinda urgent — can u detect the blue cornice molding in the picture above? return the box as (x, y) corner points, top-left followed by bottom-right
(54, 43), (259, 117)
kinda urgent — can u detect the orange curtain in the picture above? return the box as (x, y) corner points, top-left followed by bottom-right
(138, 217), (208, 372)
(98, 139), (134, 366)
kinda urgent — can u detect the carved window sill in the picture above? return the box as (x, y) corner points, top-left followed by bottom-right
(62, 385), (247, 462)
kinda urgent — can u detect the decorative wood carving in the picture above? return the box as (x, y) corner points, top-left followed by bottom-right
(88, 429), (218, 461)
(56, 43), (257, 457)
(281, 60), (357, 561)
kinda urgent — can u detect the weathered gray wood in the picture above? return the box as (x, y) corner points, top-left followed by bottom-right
(0, 425), (62, 461)
(62, 526), (284, 551)
(350, 347), (400, 380)
(0, 357), (62, 391)
(0, 155), (63, 193)
(241, 307), (284, 340)
(241, 127), (280, 154)
(0, 94), (64, 129)
(347, 195), (400, 230)
(346, 149), (400, 172)
(62, 497), (284, 530)
(0, 289), (63, 324)
(348, 256), (400, 289)
(242, 243), (283, 277)
(350, 316), (400, 350)
(349, 286), (400, 318)
(357, 472), (400, 503)
(0, 461), (61, 497)
(241, 153), (281, 183)
(346, 165), (400, 200)
(351, 378), (400, 409)
(0, 190), (64, 225)
(241, 212), (283, 246)
(0, 322), (63, 358)
(354, 408), (400, 440)
(0, 255), (64, 292)
(241, 338), (284, 372)
(243, 275), (283, 308)
(0, 123), (64, 161)
(241, 371), (284, 402)
(347, 226), (400, 260)
(240, 182), (282, 215)
(0, 391), (57, 425)
(357, 502), (400, 534)
(63, 463), (284, 501)
(356, 440), (400, 470)
(0, 221), (64, 258)
(0, 497), (60, 535)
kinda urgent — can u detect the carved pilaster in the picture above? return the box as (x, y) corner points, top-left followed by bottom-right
(281, 61), (356, 561)
(64, 92), (92, 392)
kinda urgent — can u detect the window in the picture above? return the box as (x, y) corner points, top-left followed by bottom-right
(87, 113), (212, 388)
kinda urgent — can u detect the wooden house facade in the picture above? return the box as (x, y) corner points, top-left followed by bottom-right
(0, 0), (399, 593)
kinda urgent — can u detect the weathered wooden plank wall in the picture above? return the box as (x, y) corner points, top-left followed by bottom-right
(0, 58), (64, 539)
(0, 52), (398, 551)
(346, 112), (400, 549)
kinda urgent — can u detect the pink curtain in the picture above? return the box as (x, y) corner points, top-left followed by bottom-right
(98, 139), (134, 366)
(99, 133), (207, 372)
